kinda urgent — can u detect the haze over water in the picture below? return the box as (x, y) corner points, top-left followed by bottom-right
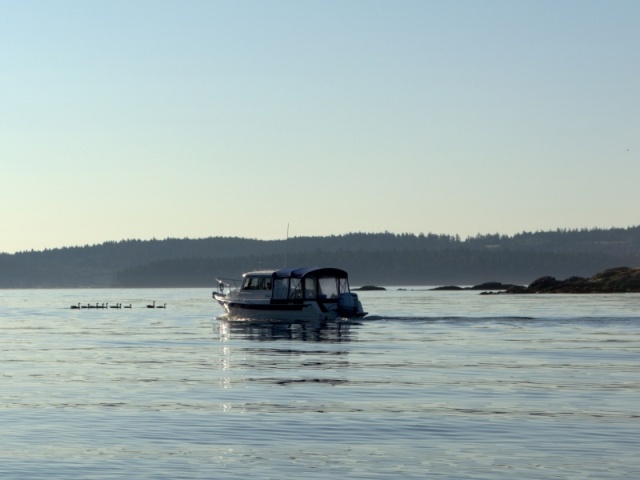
(1, 287), (638, 478)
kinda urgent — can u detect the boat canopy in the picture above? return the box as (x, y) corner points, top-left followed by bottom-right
(272, 267), (348, 279)
(270, 267), (351, 302)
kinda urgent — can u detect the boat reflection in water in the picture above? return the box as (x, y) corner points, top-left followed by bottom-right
(216, 318), (357, 390)
(217, 317), (359, 342)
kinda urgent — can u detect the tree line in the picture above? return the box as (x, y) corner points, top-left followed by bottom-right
(1, 226), (639, 288)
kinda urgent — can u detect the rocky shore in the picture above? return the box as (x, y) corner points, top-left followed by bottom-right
(431, 267), (640, 294)
(431, 282), (518, 292)
(352, 285), (387, 291)
(505, 266), (640, 293)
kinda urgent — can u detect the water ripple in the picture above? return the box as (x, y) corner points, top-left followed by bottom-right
(1, 288), (639, 479)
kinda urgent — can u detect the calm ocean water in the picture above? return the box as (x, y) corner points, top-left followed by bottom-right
(1, 287), (639, 479)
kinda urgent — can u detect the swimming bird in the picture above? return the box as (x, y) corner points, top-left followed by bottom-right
(70, 303), (81, 309)
(156, 303), (167, 309)
(124, 304), (132, 309)
(109, 303), (121, 309)
(146, 301), (156, 308)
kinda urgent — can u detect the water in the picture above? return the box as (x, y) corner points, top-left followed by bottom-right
(1, 288), (639, 479)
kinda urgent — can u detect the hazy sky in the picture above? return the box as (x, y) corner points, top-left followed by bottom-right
(2, 1), (638, 253)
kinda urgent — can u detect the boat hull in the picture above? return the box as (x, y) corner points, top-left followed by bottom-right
(213, 293), (365, 321)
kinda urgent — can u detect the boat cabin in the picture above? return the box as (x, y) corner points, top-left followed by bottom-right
(241, 271), (273, 291)
(241, 267), (352, 304)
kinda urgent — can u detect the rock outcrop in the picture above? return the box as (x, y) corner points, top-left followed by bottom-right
(432, 282), (519, 292)
(352, 285), (386, 291)
(507, 266), (640, 293)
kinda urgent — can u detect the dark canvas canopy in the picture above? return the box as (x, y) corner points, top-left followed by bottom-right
(272, 267), (348, 280)
(269, 267), (351, 303)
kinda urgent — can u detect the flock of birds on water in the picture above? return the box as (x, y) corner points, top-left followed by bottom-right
(70, 301), (166, 309)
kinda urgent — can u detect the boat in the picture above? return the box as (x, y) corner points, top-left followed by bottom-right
(212, 266), (367, 320)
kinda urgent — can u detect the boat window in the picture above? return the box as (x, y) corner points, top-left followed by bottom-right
(289, 278), (303, 299)
(257, 278), (271, 290)
(338, 277), (349, 294)
(273, 278), (289, 299)
(318, 277), (339, 299)
(304, 278), (317, 299)
(243, 276), (272, 290)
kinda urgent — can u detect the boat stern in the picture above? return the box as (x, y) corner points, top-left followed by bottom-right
(337, 292), (367, 318)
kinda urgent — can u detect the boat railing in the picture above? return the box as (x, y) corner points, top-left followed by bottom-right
(215, 277), (242, 294)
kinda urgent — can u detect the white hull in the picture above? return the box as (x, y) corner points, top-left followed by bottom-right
(213, 293), (364, 321)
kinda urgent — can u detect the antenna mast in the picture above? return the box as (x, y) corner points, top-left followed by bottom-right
(284, 223), (289, 268)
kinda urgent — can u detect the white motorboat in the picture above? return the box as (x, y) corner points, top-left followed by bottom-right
(212, 266), (367, 320)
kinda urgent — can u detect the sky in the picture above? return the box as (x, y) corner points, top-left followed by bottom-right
(1, 0), (639, 253)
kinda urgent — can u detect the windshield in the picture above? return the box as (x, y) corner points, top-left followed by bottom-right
(242, 276), (272, 290)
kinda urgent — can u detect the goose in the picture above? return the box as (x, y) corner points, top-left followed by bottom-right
(146, 301), (156, 308)
(109, 303), (121, 309)
(124, 304), (132, 309)
(70, 303), (81, 309)
(156, 303), (167, 309)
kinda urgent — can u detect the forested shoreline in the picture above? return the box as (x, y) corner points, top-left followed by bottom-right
(1, 227), (639, 288)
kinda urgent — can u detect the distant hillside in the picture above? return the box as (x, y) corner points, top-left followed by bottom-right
(1, 227), (639, 288)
